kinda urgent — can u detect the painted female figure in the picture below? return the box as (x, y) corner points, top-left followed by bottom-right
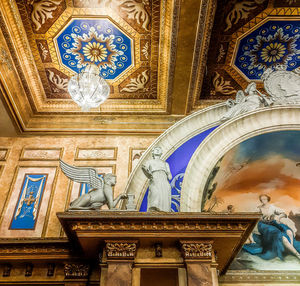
(243, 194), (300, 260)
(142, 147), (172, 212)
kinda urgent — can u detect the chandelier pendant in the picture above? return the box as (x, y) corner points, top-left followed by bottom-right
(68, 64), (110, 112)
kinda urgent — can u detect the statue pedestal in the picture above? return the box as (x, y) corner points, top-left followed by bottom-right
(57, 211), (259, 286)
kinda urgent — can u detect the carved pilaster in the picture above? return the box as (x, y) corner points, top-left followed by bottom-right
(105, 240), (138, 261)
(180, 241), (216, 286)
(64, 263), (89, 279)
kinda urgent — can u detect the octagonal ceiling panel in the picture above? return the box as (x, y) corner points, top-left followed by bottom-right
(234, 20), (300, 81)
(55, 18), (134, 80)
(15, 0), (162, 102)
(198, 0), (300, 108)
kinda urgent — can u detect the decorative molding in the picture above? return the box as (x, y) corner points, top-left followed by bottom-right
(71, 221), (248, 232)
(57, 211), (259, 274)
(0, 47), (13, 71)
(64, 263), (89, 279)
(75, 147), (117, 161)
(19, 148), (63, 161)
(221, 270), (300, 283)
(0, 148), (9, 161)
(0, 239), (70, 261)
(186, 0), (217, 112)
(180, 241), (212, 260)
(0, 245), (69, 255)
(105, 240), (138, 260)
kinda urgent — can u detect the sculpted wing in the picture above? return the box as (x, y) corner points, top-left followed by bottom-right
(59, 160), (103, 189)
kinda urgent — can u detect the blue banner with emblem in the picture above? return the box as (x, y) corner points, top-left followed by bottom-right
(10, 174), (47, 230)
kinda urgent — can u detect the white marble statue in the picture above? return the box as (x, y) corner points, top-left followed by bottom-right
(262, 65), (300, 105)
(221, 82), (270, 121)
(60, 160), (127, 210)
(142, 147), (172, 212)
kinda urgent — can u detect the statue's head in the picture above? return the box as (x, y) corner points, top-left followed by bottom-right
(104, 173), (116, 186)
(152, 146), (163, 158)
(245, 82), (256, 94)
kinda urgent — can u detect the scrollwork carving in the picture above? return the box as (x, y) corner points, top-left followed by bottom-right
(119, 0), (150, 31)
(210, 72), (237, 96)
(224, 0), (266, 32)
(181, 241), (212, 259)
(105, 241), (137, 259)
(121, 70), (149, 92)
(64, 263), (89, 279)
(28, 0), (61, 31)
(47, 70), (68, 92)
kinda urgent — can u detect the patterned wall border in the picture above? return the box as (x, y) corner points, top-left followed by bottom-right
(221, 269), (300, 283)
(128, 148), (146, 176)
(0, 165), (59, 238)
(19, 147), (63, 161)
(75, 147), (117, 161)
(0, 148), (9, 161)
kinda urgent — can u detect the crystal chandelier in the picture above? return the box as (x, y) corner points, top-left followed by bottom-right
(68, 64), (110, 112)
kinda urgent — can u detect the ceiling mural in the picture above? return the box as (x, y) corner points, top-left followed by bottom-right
(0, 0), (184, 133)
(234, 20), (300, 80)
(16, 0), (159, 101)
(55, 18), (133, 80)
(199, 0), (300, 104)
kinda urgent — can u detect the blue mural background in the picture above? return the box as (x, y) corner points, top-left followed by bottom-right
(10, 174), (47, 230)
(235, 20), (300, 80)
(139, 126), (218, 212)
(56, 19), (133, 79)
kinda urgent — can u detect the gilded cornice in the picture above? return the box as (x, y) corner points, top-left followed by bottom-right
(186, 0), (217, 112)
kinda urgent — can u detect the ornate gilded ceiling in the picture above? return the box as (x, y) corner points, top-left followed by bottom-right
(0, 0), (299, 134)
(200, 0), (300, 104)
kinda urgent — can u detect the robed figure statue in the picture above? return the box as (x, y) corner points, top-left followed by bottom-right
(142, 147), (172, 212)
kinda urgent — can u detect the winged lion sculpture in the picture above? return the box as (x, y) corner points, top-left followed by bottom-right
(60, 160), (127, 210)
